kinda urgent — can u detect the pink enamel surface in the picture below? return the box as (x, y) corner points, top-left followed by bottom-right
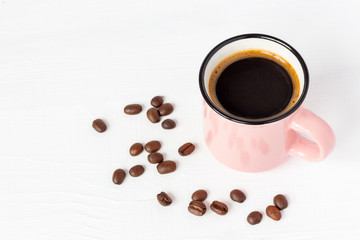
(288, 108), (336, 162)
(203, 103), (335, 172)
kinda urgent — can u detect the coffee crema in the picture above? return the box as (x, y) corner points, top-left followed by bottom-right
(209, 49), (300, 121)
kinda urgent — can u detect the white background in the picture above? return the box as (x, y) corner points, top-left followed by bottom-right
(1, 0), (360, 239)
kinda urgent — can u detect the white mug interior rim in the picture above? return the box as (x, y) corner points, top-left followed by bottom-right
(199, 33), (309, 125)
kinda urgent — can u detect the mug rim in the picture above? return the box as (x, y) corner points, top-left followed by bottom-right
(199, 33), (309, 125)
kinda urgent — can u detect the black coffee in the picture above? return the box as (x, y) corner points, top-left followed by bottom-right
(209, 50), (299, 120)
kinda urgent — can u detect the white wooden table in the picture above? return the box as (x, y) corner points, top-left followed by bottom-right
(1, 0), (359, 239)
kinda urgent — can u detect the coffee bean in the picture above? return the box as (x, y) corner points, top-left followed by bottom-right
(191, 190), (208, 201)
(129, 143), (143, 156)
(157, 161), (176, 174)
(147, 152), (164, 164)
(92, 119), (107, 133)
(161, 119), (176, 129)
(247, 211), (262, 225)
(145, 140), (161, 153)
(157, 192), (172, 206)
(178, 142), (195, 156)
(188, 201), (207, 216)
(112, 169), (126, 185)
(151, 96), (163, 108)
(230, 189), (246, 203)
(210, 201), (228, 215)
(146, 108), (160, 123)
(273, 194), (288, 210)
(129, 165), (145, 177)
(266, 205), (281, 221)
(158, 103), (173, 116)
(124, 104), (142, 115)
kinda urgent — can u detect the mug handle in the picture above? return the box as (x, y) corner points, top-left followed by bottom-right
(288, 108), (336, 162)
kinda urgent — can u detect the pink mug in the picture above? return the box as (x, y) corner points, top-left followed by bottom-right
(199, 34), (336, 172)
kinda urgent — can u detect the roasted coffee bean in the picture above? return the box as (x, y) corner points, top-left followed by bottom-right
(147, 152), (164, 164)
(129, 143), (143, 156)
(266, 205), (281, 221)
(157, 161), (176, 174)
(145, 140), (161, 153)
(146, 108), (160, 123)
(188, 201), (207, 216)
(151, 96), (163, 108)
(158, 103), (173, 116)
(191, 190), (208, 201)
(161, 119), (176, 129)
(124, 104), (142, 115)
(178, 142), (195, 156)
(210, 201), (228, 215)
(157, 192), (172, 206)
(129, 165), (144, 177)
(230, 189), (246, 203)
(273, 194), (288, 210)
(247, 211), (262, 225)
(112, 169), (126, 185)
(92, 119), (107, 133)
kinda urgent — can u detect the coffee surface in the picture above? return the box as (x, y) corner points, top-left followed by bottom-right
(209, 50), (300, 120)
